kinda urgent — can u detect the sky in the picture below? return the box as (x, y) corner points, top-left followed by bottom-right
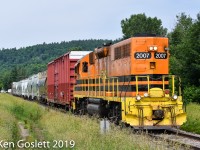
(0, 0), (199, 49)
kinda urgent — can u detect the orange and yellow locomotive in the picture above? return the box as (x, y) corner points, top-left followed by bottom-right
(73, 35), (186, 129)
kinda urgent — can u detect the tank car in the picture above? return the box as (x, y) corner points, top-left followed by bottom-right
(73, 36), (187, 129)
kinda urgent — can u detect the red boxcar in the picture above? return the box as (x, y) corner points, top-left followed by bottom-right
(47, 51), (91, 107)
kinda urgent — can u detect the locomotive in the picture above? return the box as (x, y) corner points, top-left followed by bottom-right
(12, 35), (186, 129)
(73, 36), (186, 129)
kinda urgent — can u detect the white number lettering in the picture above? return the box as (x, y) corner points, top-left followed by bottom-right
(155, 53), (167, 59)
(135, 53), (151, 59)
(146, 53), (149, 58)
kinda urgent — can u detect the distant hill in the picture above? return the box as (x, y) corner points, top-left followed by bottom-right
(0, 39), (110, 89)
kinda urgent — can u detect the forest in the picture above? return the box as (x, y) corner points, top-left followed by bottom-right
(0, 12), (199, 103)
(0, 39), (110, 90)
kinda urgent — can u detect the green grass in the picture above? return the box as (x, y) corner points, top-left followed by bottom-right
(0, 105), (19, 143)
(40, 110), (162, 150)
(0, 94), (19, 144)
(0, 93), (45, 143)
(181, 103), (200, 134)
(0, 93), (187, 150)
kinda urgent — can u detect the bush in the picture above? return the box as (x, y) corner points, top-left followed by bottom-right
(183, 86), (200, 104)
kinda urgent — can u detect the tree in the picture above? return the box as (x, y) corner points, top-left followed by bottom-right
(0, 82), (3, 90)
(169, 13), (193, 47)
(2, 71), (11, 90)
(168, 13), (200, 86)
(183, 13), (200, 86)
(121, 13), (167, 38)
(168, 13), (193, 86)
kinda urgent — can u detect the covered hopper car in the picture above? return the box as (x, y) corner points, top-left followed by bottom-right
(12, 71), (47, 102)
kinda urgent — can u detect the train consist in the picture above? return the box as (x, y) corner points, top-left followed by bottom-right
(12, 35), (186, 129)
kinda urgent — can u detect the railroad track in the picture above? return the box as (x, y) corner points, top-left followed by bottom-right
(148, 128), (200, 150)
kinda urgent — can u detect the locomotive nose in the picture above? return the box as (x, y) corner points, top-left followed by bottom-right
(153, 110), (164, 119)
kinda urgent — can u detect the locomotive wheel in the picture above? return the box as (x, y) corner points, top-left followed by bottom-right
(65, 105), (69, 112)
(79, 101), (86, 115)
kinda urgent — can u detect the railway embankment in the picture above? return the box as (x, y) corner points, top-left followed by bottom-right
(0, 93), (196, 150)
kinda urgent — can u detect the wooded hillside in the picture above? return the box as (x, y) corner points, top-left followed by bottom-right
(0, 39), (110, 89)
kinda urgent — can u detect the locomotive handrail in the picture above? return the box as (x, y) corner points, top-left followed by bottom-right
(135, 75), (150, 95)
(77, 75), (119, 99)
(112, 78), (114, 97)
(88, 78), (89, 96)
(104, 77), (119, 100)
(172, 75), (175, 95)
(99, 76), (100, 96)
(81, 75), (119, 99)
(135, 75), (182, 96)
(162, 75), (165, 91)
(163, 75), (182, 96)
(95, 78), (97, 97)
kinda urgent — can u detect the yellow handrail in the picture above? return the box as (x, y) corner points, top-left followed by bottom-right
(172, 75), (175, 95)
(108, 78), (110, 93)
(134, 75), (181, 96)
(162, 75), (165, 91)
(112, 78), (114, 98)
(117, 78), (119, 97)
(136, 76), (138, 94)
(147, 75), (150, 94)
(104, 78), (105, 98)
(75, 74), (181, 98)
(79, 75), (119, 99)
(95, 78), (97, 97)
(136, 76), (149, 94)
(88, 78), (89, 96)
(99, 77), (100, 96)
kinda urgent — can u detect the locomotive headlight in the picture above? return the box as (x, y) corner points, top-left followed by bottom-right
(136, 95), (141, 101)
(144, 93), (149, 97)
(172, 94), (178, 100)
(153, 46), (158, 50)
(149, 46), (154, 51)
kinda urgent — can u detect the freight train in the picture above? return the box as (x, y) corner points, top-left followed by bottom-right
(12, 35), (186, 129)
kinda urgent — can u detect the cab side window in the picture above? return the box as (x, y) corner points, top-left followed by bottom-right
(82, 62), (88, 72)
